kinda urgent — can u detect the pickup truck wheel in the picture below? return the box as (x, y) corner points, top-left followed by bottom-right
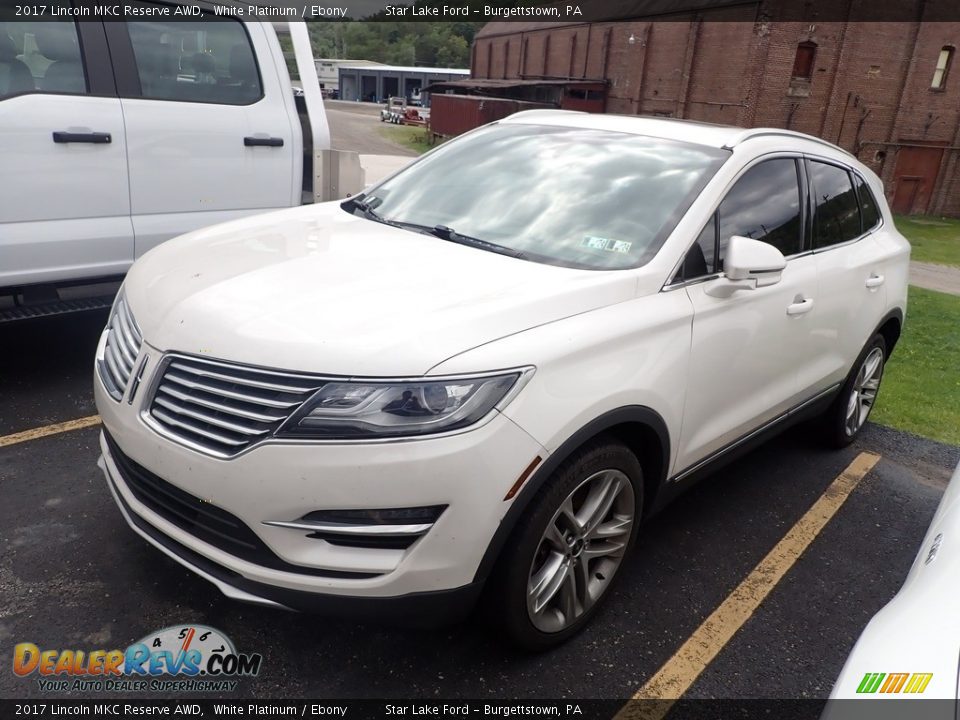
(487, 438), (643, 651)
(823, 333), (886, 448)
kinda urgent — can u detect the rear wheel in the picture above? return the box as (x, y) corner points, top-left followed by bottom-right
(822, 333), (886, 447)
(487, 438), (643, 650)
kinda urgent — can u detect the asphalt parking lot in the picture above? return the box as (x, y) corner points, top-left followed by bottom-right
(1, 309), (958, 703)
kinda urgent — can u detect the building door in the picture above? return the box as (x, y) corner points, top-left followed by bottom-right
(891, 146), (944, 214)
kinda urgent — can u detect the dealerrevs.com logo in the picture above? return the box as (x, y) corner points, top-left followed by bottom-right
(13, 625), (262, 693)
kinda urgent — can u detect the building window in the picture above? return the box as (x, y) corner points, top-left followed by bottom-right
(931, 46), (954, 90)
(792, 41), (817, 80)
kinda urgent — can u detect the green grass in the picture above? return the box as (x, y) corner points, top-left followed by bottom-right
(894, 215), (960, 267)
(377, 124), (434, 155)
(871, 286), (960, 446)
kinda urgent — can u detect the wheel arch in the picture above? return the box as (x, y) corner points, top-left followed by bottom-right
(874, 308), (904, 355)
(472, 405), (670, 584)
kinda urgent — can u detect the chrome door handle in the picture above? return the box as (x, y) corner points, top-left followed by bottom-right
(786, 297), (814, 316)
(865, 274), (885, 289)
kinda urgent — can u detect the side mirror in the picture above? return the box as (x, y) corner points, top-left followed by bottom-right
(723, 235), (786, 289)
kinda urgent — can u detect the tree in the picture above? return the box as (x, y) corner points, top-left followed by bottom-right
(436, 35), (469, 68)
(305, 19), (482, 68)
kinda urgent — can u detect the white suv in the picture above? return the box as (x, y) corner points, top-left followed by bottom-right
(94, 111), (909, 649)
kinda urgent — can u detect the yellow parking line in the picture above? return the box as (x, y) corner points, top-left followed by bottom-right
(616, 451), (881, 720)
(0, 415), (101, 448)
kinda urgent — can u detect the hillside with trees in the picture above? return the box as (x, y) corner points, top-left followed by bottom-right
(307, 21), (483, 68)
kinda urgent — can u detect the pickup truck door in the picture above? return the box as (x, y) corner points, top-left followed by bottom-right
(0, 20), (132, 290)
(104, 11), (300, 258)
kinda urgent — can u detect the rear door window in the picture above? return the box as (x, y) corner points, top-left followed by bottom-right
(0, 20), (88, 99)
(126, 17), (262, 105)
(808, 160), (862, 249)
(854, 174), (882, 232)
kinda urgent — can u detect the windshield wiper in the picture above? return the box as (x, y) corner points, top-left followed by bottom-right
(343, 206), (528, 261)
(341, 195), (399, 228)
(395, 222), (527, 260)
(435, 225), (528, 260)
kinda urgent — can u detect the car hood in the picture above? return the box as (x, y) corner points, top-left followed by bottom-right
(124, 203), (638, 376)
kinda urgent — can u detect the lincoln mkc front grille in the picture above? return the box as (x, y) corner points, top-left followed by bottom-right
(146, 355), (327, 457)
(98, 296), (143, 401)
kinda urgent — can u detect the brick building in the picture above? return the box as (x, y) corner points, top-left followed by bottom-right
(471, 4), (960, 216)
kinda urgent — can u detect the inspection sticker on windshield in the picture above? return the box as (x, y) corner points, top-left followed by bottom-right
(582, 236), (632, 253)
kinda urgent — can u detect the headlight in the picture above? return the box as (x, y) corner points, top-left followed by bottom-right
(280, 370), (531, 439)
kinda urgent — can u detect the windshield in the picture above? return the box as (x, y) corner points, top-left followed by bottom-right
(353, 123), (728, 270)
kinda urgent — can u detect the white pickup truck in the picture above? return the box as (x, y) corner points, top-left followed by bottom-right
(0, 13), (364, 320)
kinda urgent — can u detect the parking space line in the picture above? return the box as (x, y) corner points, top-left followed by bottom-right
(0, 415), (101, 449)
(616, 451), (881, 720)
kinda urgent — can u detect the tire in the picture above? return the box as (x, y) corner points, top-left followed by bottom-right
(822, 333), (887, 448)
(485, 437), (643, 651)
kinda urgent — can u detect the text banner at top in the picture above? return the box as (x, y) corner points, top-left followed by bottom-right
(3, 0), (958, 23)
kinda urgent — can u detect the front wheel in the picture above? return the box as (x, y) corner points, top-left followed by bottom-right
(486, 438), (643, 651)
(823, 334), (887, 447)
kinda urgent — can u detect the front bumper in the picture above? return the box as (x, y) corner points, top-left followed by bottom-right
(101, 452), (483, 623)
(95, 340), (547, 615)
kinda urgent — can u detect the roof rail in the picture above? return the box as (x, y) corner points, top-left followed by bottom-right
(508, 109), (586, 118)
(722, 128), (855, 157)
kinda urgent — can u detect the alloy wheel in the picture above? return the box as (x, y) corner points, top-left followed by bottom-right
(526, 469), (635, 633)
(844, 347), (884, 437)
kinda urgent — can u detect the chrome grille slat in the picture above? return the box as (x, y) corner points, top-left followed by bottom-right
(114, 311), (139, 366)
(152, 407), (250, 447)
(114, 340), (136, 373)
(163, 371), (302, 408)
(153, 396), (273, 436)
(97, 296), (143, 402)
(103, 342), (125, 385)
(167, 360), (320, 393)
(148, 355), (327, 457)
(106, 333), (133, 374)
(157, 384), (288, 422)
(100, 350), (124, 395)
(122, 301), (142, 345)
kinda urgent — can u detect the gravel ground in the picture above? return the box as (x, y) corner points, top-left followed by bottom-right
(910, 261), (960, 296)
(326, 100), (418, 157)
